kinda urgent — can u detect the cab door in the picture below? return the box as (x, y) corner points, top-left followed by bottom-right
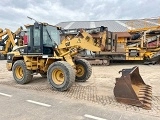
(32, 26), (43, 54)
(24, 23), (43, 54)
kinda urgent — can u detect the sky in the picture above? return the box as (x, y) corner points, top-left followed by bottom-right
(0, 0), (160, 31)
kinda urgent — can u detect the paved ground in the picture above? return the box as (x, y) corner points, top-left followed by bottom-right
(0, 60), (160, 119)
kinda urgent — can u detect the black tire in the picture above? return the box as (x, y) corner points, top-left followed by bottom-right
(75, 59), (92, 82)
(40, 73), (47, 78)
(47, 61), (75, 91)
(12, 60), (33, 84)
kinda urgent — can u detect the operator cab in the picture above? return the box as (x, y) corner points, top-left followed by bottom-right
(22, 22), (61, 56)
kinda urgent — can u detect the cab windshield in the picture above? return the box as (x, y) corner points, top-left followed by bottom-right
(43, 25), (60, 46)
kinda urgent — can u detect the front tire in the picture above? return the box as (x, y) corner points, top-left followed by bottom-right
(47, 61), (75, 91)
(12, 60), (33, 84)
(75, 59), (92, 82)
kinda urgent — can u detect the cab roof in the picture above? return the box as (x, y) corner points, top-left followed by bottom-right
(25, 22), (61, 29)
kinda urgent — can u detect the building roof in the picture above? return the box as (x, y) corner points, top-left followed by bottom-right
(56, 19), (160, 32)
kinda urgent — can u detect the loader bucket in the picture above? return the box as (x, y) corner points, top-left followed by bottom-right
(113, 66), (152, 110)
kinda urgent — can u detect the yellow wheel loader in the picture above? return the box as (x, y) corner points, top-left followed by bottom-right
(6, 22), (100, 91)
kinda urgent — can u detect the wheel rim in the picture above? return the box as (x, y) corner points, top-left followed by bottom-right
(76, 64), (85, 77)
(15, 66), (23, 79)
(52, 69), (64, 85)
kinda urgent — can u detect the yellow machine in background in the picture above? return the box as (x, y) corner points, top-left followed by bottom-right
(127, 27), (160, 63)
(0, 27), (23, 59)
(66, 26), (160, 65)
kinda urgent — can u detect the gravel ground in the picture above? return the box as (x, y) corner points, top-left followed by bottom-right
(0, 60), (160, 117)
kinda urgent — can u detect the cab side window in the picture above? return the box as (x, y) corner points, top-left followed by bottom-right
(34, 29), (40, 46)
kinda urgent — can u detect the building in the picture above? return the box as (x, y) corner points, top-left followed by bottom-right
(56, 18), (160, 32)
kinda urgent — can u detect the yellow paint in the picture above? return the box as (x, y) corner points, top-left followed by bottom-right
(117, 37), (126, 43)
(52, 68), (64, 85)
(76, 64), (85, 77)
(15, 66), (23, 79)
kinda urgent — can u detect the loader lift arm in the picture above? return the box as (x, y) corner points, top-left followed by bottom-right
(53, 29), (101, 68)
(58, 29), (101, 55)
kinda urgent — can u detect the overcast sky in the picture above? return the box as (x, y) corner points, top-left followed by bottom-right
(0, 0), (159, 31)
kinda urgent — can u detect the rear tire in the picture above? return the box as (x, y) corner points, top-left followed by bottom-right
(12, 60), (33, 84)
(47, 61), (75, 91)
(75, 59), (92, 82)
